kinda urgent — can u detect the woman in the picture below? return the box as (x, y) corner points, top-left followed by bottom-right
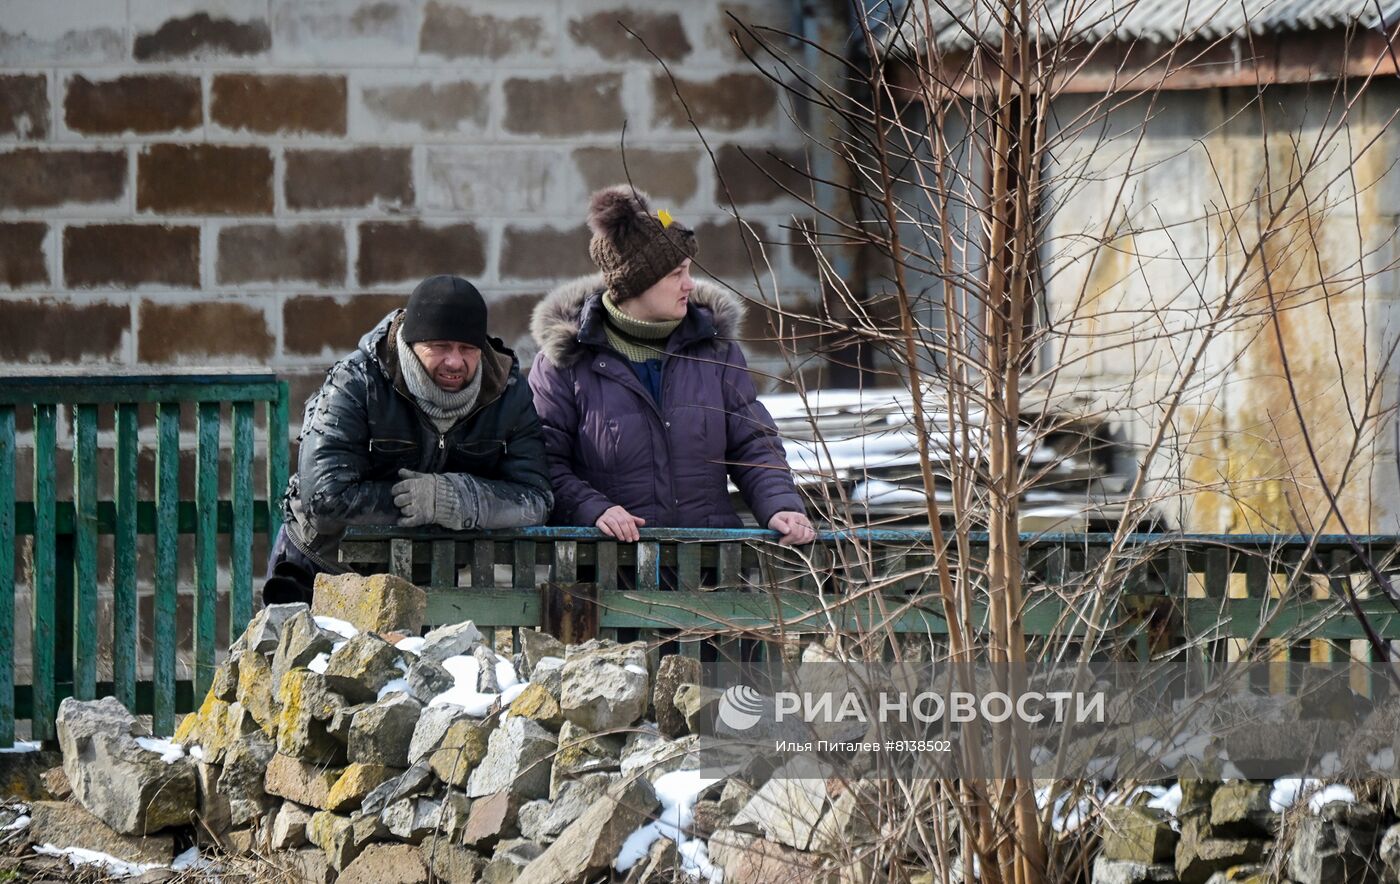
(528, 185), (813, 545)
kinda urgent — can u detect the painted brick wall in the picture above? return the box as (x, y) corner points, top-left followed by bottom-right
(0, 0), (820, 412)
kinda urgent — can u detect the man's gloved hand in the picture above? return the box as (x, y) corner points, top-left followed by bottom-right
(393, 469), (463, 529)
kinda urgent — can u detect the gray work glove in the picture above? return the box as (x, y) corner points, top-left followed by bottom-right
(392, 469), (464, 529)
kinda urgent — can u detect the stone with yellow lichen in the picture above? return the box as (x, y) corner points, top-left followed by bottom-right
(237, 648), (280, 738)
(264, 753), (342, 808)
(211, 654), (239, 702)
(509, 682), (564, 730)
(308, 809), (384, 871)
(313, 572), (426, 635)
(325, 762), (404, 813)
(174, 688), (242, 764)
(276, 668), (347, 766)
(428, 719), (493, 788)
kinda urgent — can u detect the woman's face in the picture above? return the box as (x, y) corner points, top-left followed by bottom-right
(626, 259), (695, 322)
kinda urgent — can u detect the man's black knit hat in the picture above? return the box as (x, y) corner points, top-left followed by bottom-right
(402, 275), (489, 348)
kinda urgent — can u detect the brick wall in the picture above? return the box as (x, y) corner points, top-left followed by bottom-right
(0, 0), (820, 411)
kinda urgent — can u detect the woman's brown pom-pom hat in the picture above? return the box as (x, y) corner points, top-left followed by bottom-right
(586, 185), (699, 302)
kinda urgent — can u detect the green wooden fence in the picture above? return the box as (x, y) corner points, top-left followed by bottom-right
(1, 374), (289, 743)
(340, 526), (1400, 659)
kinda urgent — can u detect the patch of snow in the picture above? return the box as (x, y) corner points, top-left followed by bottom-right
(850, 480), (928, 504)
(3, 815), (29, 832)
(495, 657), (520, 690)
(615, 768), (722, 875)
(0, 741), (42, 754)
(1134, 737), (1163, 756)
(1370, 748), (1396, 770)
(1029, 744), (1054, 766)
(535, 655), (564, 669)
(1319, 752), (1342, 776)
(394, 658), (410, 674)
(396, 636), (425, 656)
(615, 822), (662, 872)
(500, 683), (528, 707)
(378, 678), (412, 700)
(678, 839), (723, 884)
(429, 655), (498, 716)
(1308, 784), (1356, 814)
(134, 737), (185, 764)
(187, 745), (206, 762)
(34, 845), (159, 879)
(171, 846), (217, 872)
(625, 664), (648, 677)
(1270, 778), (1317, 813)
(1035, 785), (1100, 833)
(1086, 756), (1117, 778)
(1159, 733), (1211, 768)
(315, 616), (358, 639)
(308, 653), (330, 674)
(1146, 784), (1182, 816)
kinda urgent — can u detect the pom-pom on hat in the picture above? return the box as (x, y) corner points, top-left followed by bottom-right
(587, 185), (699, 302)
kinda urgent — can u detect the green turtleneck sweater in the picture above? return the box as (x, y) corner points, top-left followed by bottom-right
(602, 291), (682, 404)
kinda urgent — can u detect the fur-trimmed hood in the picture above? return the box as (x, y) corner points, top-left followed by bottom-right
(530, 274), (745, 368)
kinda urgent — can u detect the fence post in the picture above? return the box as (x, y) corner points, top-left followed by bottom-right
(541, 581), (597, 645)
(31, 404), (57, 741)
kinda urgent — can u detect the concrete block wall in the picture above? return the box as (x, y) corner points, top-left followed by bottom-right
(0, 0), (820, 414)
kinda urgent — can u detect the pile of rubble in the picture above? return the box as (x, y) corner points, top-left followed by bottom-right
(13, 571), (1400, 883)
(18, 573), (859, 883)
(1089, 778), (1400, 884)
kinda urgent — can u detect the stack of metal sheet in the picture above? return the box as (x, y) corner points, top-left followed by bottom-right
(751, 388), (1133, 532)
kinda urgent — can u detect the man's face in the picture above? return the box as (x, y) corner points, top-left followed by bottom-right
(411, 341), (481, 392)
(629, 259), (695, 322)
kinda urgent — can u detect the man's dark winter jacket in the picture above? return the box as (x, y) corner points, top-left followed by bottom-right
(528, 275), (804, 529)
(284, 310), (552, 567)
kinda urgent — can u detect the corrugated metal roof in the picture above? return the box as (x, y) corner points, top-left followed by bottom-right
(883, 0), (1400, 52)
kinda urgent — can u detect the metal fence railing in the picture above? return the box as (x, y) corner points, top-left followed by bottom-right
(340, 526), (1400, 665)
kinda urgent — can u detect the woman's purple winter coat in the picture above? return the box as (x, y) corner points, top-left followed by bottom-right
(528, 275), (805, 529)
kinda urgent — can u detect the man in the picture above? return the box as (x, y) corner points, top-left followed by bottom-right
(265, 275), (553, 602)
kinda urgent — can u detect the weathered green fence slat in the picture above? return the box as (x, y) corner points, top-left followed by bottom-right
(473, 539), (494, 589)
(390, 539), (413, 580)
(194, 402), (220, 699)
(230, 402), (255, 641)
(72, 404), (98, 701)
(0, 377), (281, 406)
(1184, 597), (1400, 640)
(153, 403), (180, 736)
(596, 541), (618, 642)
(513, 541), (536, 590)
(637, 542), (660, 592)
(426, 590), (541, 627)
(267, 383), (290, 537)
(718, 542), (741, 588)
(114, 403), (138, 708)
(431, 541), (455, 588)
(554, 541), (577, 583)
(0, 406), (15, 745)
(13, 499), (274, 535)
(30, 405), (57, 741)
(678, 544), (701, 592)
